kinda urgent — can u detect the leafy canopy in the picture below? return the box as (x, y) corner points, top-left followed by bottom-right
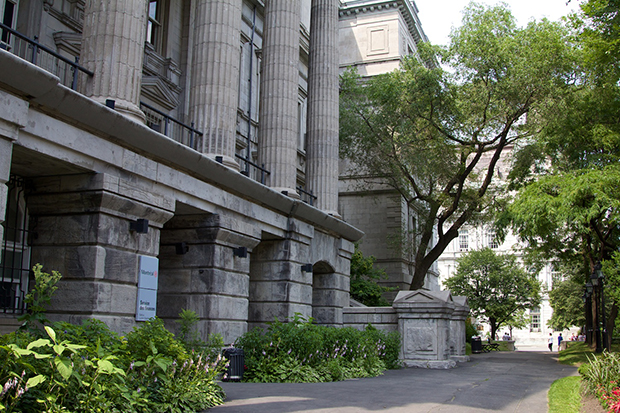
(340, 3), (575, 289)
(443, 248), (542, 339)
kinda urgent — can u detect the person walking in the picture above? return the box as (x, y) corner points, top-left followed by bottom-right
(548, 333), (553, 352)
(557, 333), (563, 351)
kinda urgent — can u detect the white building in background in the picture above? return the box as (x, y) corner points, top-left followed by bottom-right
(436, 225), (557, 345)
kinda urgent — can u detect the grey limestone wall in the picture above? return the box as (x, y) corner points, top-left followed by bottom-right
(343, 307), (398, 332)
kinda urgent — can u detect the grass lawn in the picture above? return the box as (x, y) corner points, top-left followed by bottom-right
(548, 376), (581, 413)
(558, 341), (620, 366)
(550, 341), (620, 412)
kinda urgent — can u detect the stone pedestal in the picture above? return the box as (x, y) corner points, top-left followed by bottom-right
(80, 0), (148, 123)
(189, 0), (242, 168)
(26, 173), (173, 333)
(258, 0), (301, 196)
(393, 290), (458, 369)
(158, 213), (260, 344)
(450, 295), (470, 362)
(248, 219), (313, 329)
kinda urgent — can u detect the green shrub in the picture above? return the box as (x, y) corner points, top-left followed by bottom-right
(125, 317), (188, 363)
(0, 264), (226, 413)
(579, 351), (620, 412)
(235, 314), (401, 383)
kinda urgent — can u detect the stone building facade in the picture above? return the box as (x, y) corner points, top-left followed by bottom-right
(338, 0), (440, 297)
(0, 0), (362, 343)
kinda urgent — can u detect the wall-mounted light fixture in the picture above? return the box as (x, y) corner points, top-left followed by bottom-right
(129, 218), (149, 233)
(233, 246), (248, 258)
(301, 263), (313, 272)
(175, 242), (189, 255)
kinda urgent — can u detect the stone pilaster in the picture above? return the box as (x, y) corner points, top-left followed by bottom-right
(26, 173), (174, 333)
(450, 296), (470, 361)
(189, 0), (242, 168)
(248, 219), (313, 329)
(0, 91), (27, 253)
(80, 0), (147, 123)
(310, 233), (353, 326)
(258, 0), (301, 197)
(306, 0), (339, 215)
(158, 214), (260, 345)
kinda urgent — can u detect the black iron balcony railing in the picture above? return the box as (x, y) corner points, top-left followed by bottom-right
(234, 154), (271, 185)
(297, 186), (317, 206)
(140, 101), (203, 151)
(0, 22), (286, 191)
(0, 21), (93, 90)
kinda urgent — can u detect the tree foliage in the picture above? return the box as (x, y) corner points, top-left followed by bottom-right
(340, 3), (574, 290)
(443, 248), (542, 340)
(548, 277), (587, 331)
(500, 0), (620, 347)
(349, 245), (393, 307)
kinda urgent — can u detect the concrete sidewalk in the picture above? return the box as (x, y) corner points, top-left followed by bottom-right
(210, 349), (576, 412)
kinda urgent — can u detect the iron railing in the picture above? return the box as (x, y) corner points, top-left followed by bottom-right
(235, 154), (271, 185)
(297, 186), (317, 206)
(140, 101), (202, 151)
(0, 21), (93, 90)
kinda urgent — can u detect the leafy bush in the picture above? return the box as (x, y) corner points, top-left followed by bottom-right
(235, 313), (401, 383)
(580, 352), (620, 412)
(465, 317), (478, 343)
(350, 245), (395, 306)
(18, 264), (62, 333)
(0, 267), (226, 413)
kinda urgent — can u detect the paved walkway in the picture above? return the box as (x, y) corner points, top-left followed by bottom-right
(210, 347), (576, 413)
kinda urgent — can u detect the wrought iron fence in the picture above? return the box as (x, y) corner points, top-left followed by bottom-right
(0, 22), (93, 90)
(140, 101), (202, 151)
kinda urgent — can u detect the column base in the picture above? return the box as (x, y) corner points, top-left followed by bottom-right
(95, 98), (146, 124)
(273, 187), (301, 199)
(207, 154), (240, 170)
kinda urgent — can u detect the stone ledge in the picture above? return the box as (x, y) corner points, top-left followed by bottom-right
(403, 359), (457, 369)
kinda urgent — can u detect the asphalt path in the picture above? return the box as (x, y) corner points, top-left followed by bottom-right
(209, 347), (577, 413)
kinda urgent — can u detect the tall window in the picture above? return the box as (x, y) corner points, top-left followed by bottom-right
(146, 0), (162, 51)
(530, 307), (541, 332)
(1, 0), (18, 45)
(1, 176), (30, 314)
(486, 229), (499, 249)
(458, 229), (469, 251)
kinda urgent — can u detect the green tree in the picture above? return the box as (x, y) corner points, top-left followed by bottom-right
(443, 248), (542, 340)
(349, 245), (393, 306)
(548, 277), (586, 331)
(340, 3), (575, 290)
(499, 0), (620, 350)
(505, 166), (620, 347)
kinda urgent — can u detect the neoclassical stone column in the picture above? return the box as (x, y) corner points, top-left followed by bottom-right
(306, 0), (339, 215)
(80, 0), (148, 123)
(188, 0), (242, 169)
(258, 0), (301, 197)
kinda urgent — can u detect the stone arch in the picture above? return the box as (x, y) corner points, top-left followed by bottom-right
(312, 260), (341, 326)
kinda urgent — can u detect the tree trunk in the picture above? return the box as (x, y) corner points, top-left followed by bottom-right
(605, 302), (617, 351)
(410, 229), (459, 290)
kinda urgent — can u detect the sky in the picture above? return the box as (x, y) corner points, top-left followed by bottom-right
(414, 0), (581, 46)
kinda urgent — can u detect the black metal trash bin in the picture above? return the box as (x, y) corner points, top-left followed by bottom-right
(471, 337), (482, 354)
(222, 347), (244, 382)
